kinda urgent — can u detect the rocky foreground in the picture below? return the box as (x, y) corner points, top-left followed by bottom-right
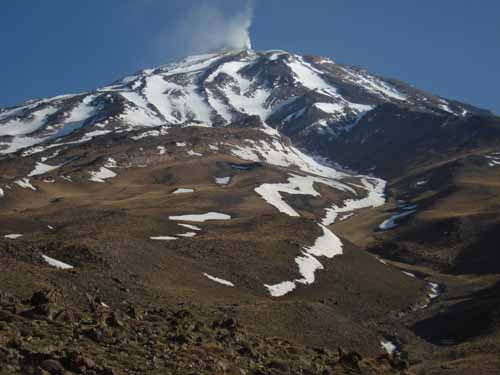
(0, 288), (408, 375)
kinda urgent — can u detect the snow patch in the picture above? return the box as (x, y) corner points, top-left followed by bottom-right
(150, 236), (177, 241)
(381, 340), (397, 355)
(255, 174), (352, 217)
(264, 281), (297, 297)
(89, 167), (117, 183)
(178, 224), (202, 231)
(131, 127), (169, 140)
(215, 176), (231, 185)
(169, 212), (231, 222)
(172, 188), (194, 194)
(230, 138), (348, 179)
(322, 178), (386, 225)
(203, 273), (235, 287)
(28, 162), (61, 177)
(265, 224), (343, 297)
(187, 150), (203, 157)
(4, 234), (23, 239)
(177, 232), (197, 238)
(304, 224), (343, 258)
(486, 154), (500, 167)
(402, 271), (416, 278)
(379, 210), (416, 230)
(42, 255), (74, 269)
(287, 56), (338, 98)
(14, 179), (37, 191)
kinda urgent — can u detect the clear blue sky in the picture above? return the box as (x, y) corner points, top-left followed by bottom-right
(1, 0), (498, 114)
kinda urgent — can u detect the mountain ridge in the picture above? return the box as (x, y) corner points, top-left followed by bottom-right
(1, 49), (493, 158)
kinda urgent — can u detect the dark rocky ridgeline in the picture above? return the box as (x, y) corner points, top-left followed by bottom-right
(0, 289), (407, 375)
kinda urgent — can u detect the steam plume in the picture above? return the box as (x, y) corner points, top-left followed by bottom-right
(170, 0), (254, 56)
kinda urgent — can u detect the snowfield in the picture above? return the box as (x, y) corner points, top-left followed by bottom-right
(322, 178), (386, 225)
(255, 174), (353, 217)
(243, 139), (387, 296)
(230, 138), (348, 179)
(265, 224), (343, 297)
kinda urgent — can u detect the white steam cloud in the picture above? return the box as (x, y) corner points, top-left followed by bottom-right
(170, 0), (254, 56)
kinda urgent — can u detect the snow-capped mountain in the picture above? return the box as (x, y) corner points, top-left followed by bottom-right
(2, 49), (500, 375)
(0, 49), (489, 156)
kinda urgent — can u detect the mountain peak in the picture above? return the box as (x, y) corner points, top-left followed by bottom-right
(0, 49), (490, 156)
